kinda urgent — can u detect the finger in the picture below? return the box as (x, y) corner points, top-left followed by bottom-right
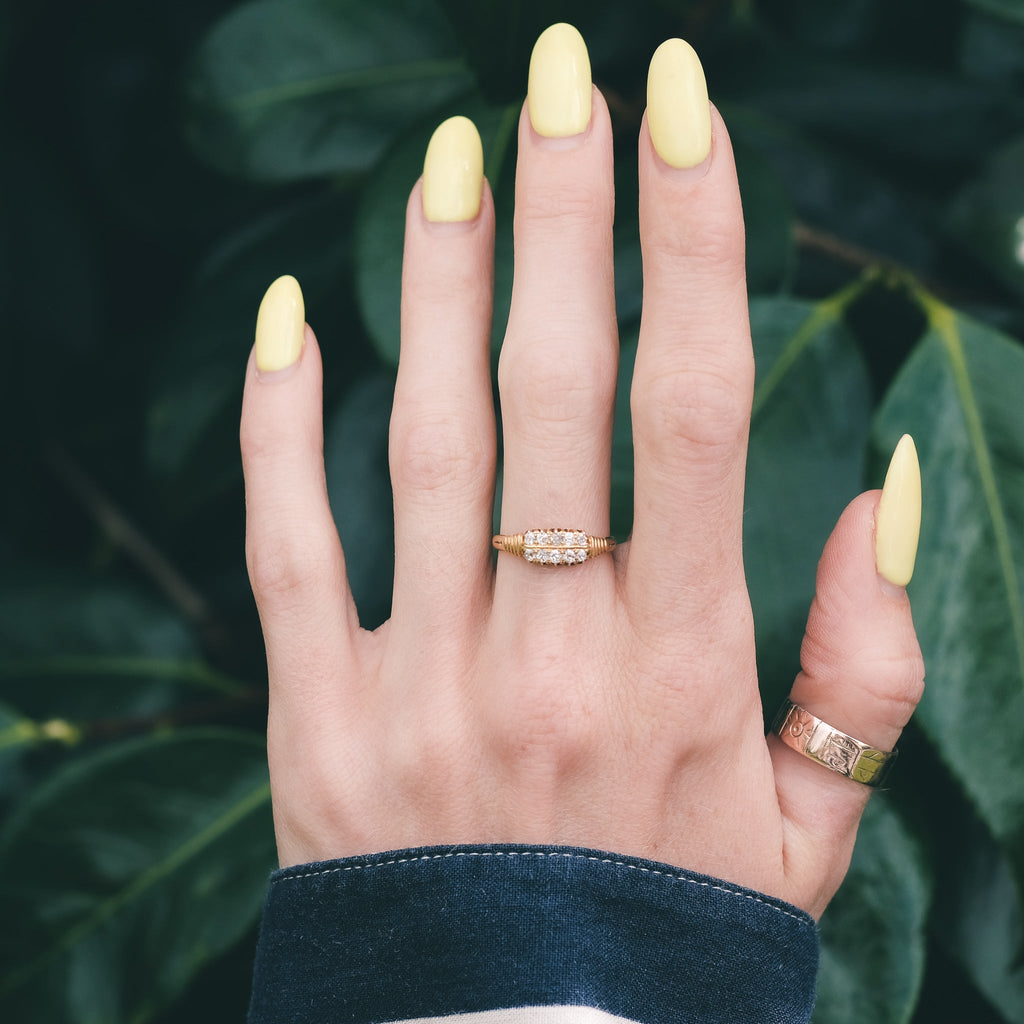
(495, 24), (618, 572)
(390, 116), (497, 630)
(626, 40), (754, 624)
(771, 437), (924, 915)
(240, 276), (359, 713)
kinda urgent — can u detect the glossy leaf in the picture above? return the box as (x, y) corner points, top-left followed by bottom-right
(935, 809), (1024, 1021)
(146, 189), (364, 514)
(949, 136), (1024, 300)
(0, 702), (36, 797)
(967, 0), (1024, 27)
(0, 731), (274, 1023)
(734, 57), (1022, 165)
(744, 294), (873, 700)
(184, 0), (473, 182)
(324, 374), (396, 630)
(814, 799), (931, 1023)
(733, 137), (795, 295)
(0, 575), (240, 723)
(721, 102), (937, 297)
(873, 296), (1024, 895)
(610, 328), (638, 541)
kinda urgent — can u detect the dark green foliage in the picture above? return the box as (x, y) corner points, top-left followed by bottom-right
(1, 0), (1023, 1019)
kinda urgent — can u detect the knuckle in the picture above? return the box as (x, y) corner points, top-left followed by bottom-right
(499, 340), (615, 429)
(247, 529), (334, 604)
(633, 361), (752, 459)
(517, 181), (610, 235)
(868, 647), (926, 725)
(647, 221), (746, 286)
(487, 645), (598, 767)
(389, 413), (494, 496)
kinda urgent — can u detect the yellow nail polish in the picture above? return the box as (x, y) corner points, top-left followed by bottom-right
(647, 38), (712, 169)
(255, 275), (304, 373)
(527, 23), (592, 138)
(876, 434), (922, 587)
(422, 115), (484, 223)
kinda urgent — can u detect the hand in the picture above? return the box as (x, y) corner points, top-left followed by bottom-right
(239, 26), (924, 918)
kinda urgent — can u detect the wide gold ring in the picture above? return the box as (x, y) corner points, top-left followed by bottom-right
(773, 700), (897, 787)
(492, 529), (616, 566)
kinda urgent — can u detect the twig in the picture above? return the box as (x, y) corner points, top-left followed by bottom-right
(45, 444), (212, 628)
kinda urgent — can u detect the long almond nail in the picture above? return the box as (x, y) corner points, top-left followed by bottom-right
(527, 23), (592, 138)
(255, 275), (304, 373)
(876, 434), (922, 587)
(422, 115), (484, 223)
(647, 38), (712, 169)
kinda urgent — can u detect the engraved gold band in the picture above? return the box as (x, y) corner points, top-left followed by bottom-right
(492, 529), (616, 566)
(773, 700), (897, 787)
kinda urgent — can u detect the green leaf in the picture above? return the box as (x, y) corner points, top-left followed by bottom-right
(0, 702), (38, 799)
(722, 102), (937, 293)
(146, 189), (366, 513)
(735, 57), (1021, 165)
(745, 293), (873, 700)
(935, 808), (1024, 1021)
(873, 296), (1024, 897)
(0, 730), (274, 1023)
(966, 0), (1024, 27)
(324, 374), (396, 630)
(814, 799), (931, 1023)
(732, 137), (795, 295)
(610, 328), (639, 541)
(0, 576), (242, 723)
(355, 96), (520, 369)
(949, 135), (1024, 300)
(184, 0), (474, 182)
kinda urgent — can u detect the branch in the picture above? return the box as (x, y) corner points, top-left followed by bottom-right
(46, 445), (212, 628)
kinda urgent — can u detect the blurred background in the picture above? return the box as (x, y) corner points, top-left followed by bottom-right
(1, 0), (1023, 1020)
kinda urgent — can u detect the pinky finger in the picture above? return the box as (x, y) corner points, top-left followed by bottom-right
(240, 276), (360, 715)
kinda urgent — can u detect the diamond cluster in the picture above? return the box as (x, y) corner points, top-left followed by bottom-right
(523, 530), (589, 565)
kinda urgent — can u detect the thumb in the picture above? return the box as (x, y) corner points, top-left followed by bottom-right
(770, 435), (925, 916)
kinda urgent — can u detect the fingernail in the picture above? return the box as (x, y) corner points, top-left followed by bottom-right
(255, 275), (304, 373)
(647, 38), (712, 169)
(527, 23), (592, 138)
(422, 115), (484, 223)
(876, 434), (921, 588)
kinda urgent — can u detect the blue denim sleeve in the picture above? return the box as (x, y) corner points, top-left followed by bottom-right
(248, 844), (818, 1024)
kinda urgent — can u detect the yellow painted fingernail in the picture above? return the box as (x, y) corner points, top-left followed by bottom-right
(422, 115), (484, 223)
(647, 38), (712, 169)
(876, 434), (922, 587)
(527, 23), (592, 138)
(255, 275), (304, 373)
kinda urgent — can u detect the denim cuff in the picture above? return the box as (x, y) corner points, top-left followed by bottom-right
(248, 844), (818, 1024)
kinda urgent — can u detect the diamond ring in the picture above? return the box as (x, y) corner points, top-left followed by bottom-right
(492, 529), (616, 565)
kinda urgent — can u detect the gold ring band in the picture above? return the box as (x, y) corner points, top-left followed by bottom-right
(492, 529), (616, 566)
(773, 700), (897, 787)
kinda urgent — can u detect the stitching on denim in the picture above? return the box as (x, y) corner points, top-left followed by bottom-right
(273, 850), (809, 924)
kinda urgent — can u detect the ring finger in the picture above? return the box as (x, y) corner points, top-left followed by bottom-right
(495, 24), (618, 591)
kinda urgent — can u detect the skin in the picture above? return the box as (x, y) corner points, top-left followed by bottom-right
(239, 94), (924, 920)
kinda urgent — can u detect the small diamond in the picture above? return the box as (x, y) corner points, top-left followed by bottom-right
(525, 531), (536, 545)
(536, 550), (549, 563)
(550, 550), (562, 564)
(575, 549), (587, 562)
(574, 532), (587, 546)
(563, 550), (577, 564)
(552, 531), (566, 546)
(524, 548), (537, 561)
